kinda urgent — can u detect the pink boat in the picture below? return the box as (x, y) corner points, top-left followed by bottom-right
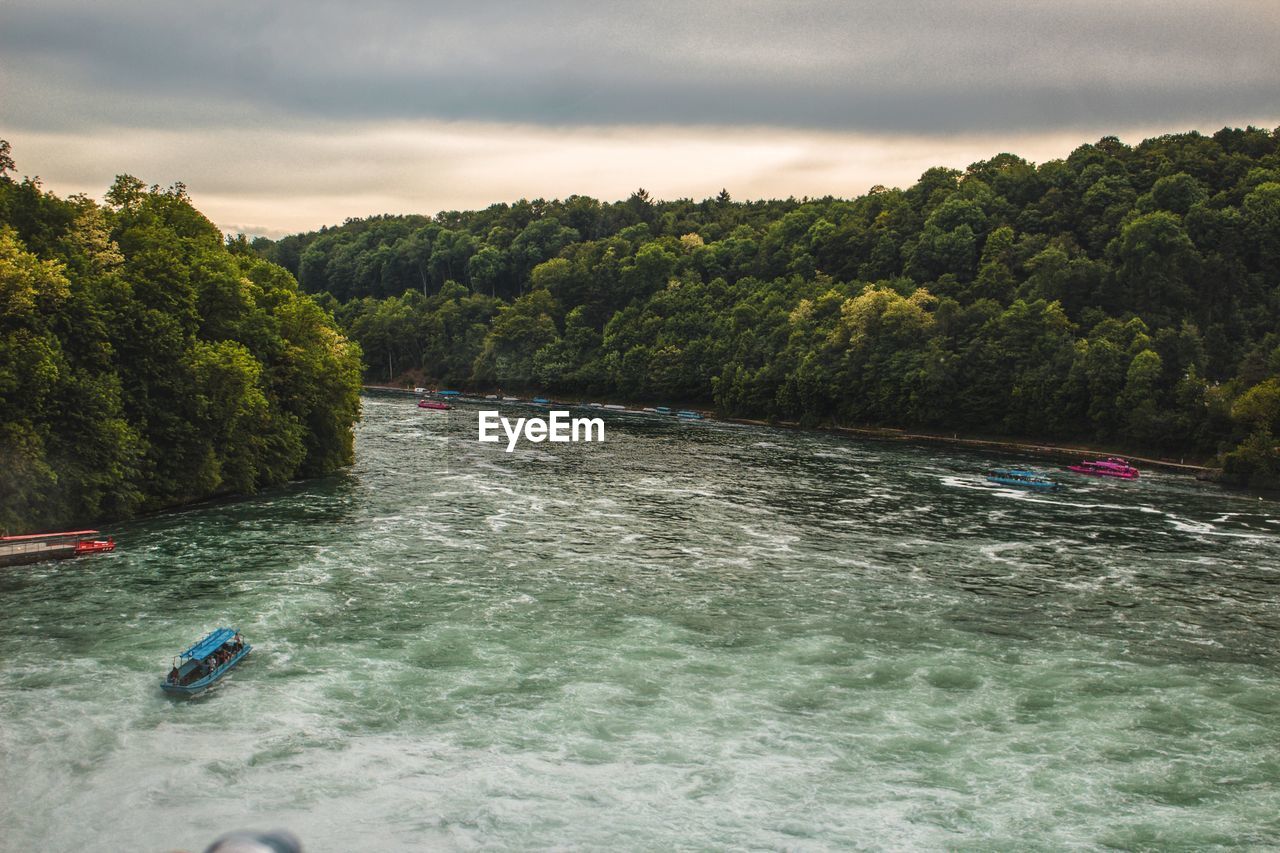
(1068, 457), (1139, 479)
(418, 399), (451, 410)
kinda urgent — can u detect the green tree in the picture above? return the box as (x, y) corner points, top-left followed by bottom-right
(473, 290), (561, 388)
(0, 155), (362, 531)
(1111, 211), (1198, 325)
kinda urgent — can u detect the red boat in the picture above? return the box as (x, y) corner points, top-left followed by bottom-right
(0, 530), (116, 567)
(1068, 457), (1139, 479)
(418, 399), (451, 410)
(75, 537), (116, 555)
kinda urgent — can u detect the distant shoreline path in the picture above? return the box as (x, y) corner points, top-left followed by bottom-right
(734, 419), (1213, 474)
(364, 385), (1214, 475)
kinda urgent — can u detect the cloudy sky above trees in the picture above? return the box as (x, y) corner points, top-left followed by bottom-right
(3, 0), (1277, 235)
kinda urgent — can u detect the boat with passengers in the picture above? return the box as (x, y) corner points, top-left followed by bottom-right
(418, 399), (451, 410)
(161, 627), (251, 696)
(986, 468), (1060, 489)
(1068, 457), (1139, 479)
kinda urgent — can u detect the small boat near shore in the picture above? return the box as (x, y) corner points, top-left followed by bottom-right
(1069, 457), (1139, 479)
(161, 628), (251, 697)
(418, 399), (451, 410)
(437, 390), (461, 397)
(986, 468), (1060, 489)
(677, 410), (704, 420)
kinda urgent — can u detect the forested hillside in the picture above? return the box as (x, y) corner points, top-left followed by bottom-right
(268, 127), (1280, 486)
(0, 142), (363, 532)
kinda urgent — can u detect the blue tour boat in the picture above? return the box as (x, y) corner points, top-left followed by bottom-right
(532, 397), (551, 405)
(986, 468), (1059, 489)
(161, 627), (251, 696)
(654, 406), (672, 415)
(676, 410), (704, 420)
(436, 390), (461, 397)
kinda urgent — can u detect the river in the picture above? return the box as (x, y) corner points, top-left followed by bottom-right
(2, 393), (1279, 850)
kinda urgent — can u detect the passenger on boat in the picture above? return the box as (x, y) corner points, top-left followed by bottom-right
(168, 666), (180, 683)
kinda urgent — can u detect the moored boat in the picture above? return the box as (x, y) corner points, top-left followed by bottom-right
(1068, 457), (1139, 479)
(676, 410), (704, 420)
(418, 399), (451, 410)
(532, 397), (551, 405)
(74, 537), (115, 555)
(604, 404), (626, 410)
(986, 468), (1060, 489)
(437, 390), (461, 397)
(161, 627), (251, 697)
(654, 406), (672, 415)
(0, 530), (115, 568)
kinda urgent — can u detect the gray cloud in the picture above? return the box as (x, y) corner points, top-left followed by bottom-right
(15, 121), (1134, 237)
(3, 0), (1278, 136)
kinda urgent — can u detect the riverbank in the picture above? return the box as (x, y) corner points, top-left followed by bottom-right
(755, 421), (1213, 475)
(364, 384), (1216, 476)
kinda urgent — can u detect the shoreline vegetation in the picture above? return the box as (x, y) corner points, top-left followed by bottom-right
(264, 127), (1280, 489)
(366, 384), (1213, 474)
(0, 142), (363, 534)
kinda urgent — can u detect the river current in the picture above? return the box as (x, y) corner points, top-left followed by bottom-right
(2, 394), (1279, 850)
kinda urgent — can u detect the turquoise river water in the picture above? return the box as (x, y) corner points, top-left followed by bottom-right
(2, 393), (1280, 851)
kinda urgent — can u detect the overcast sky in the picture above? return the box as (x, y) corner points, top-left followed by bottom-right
(3, 0), (1277, 236)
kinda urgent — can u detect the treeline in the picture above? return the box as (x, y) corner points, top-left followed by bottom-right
(0, 141), (363, 533)
(254, 127), (1280, 487)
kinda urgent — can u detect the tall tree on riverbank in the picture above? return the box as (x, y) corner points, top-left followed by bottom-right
(0, 145), (363, 532)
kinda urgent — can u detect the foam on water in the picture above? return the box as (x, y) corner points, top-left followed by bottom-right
(2, 395), (1279, 850)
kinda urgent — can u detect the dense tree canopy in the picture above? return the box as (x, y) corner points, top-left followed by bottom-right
(0, 148), (363, 532)
(265, 126), (1277, 487)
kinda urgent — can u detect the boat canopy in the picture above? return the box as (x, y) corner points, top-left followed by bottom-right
(1, 529), (100, 542)
(181, 627), (237, 661)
